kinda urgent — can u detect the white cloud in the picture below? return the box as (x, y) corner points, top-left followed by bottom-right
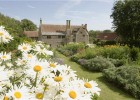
(27, 4), (35, 9)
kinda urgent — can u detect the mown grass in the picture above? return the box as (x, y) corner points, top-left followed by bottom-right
(55, 52), (135, 100)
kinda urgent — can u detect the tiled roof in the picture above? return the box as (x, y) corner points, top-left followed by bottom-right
(40, 24), (81, 33)
(96, 32), (118, 41)
(23, 31), (38, 37)
(42, 32), (65, 35)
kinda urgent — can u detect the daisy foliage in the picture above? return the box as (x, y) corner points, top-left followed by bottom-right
(0, 26), (101, 100)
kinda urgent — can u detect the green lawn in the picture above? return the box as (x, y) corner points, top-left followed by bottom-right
(55, 52), (135, 100)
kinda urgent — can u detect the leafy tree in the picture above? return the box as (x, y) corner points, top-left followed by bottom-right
(89, 30), (101, 43)
(103, 30), (112, 33)
(0, 13), (22, 34)
(21, 19), (37, 31)
(111, 0), (140, 47)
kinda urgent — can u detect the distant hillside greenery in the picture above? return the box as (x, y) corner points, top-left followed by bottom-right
(0, 13), (22, 34)
(0, 13), (37, 34)
(0, 13), (37, 51)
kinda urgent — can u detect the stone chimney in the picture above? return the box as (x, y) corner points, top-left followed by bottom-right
(84, 24), (87, 29)
(66, 20), (71, 29)
(40, 18), (42, 25)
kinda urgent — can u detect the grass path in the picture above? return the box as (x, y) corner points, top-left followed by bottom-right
(55, 52), (135, 100)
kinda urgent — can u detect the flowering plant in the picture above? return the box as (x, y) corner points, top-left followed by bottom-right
(0, 26), (101, 100)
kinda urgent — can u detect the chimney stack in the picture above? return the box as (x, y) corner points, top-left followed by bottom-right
(40, 18), (42, 25)
(84, 24), (87, 29)
(66, 20), (71, 29)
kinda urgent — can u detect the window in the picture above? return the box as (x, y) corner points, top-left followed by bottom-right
(58, 36), (61, 38)
(83, 35), (85, 37)
(47, 36), (51, 39)
(62, 36), (65, 38)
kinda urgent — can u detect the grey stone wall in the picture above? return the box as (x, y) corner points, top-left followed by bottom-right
(41, 35), (65, 47)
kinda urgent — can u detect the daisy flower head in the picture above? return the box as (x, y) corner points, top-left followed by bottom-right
(0, 26), (13, 44)
(15, 58), (27, 66)
(0, 26), (7, 39)
(22, 53), (36, 61)
(61, 86), (81, 100)
(45, 50), (53, 56)
(0, 52), (11, 61)
(34, 45), (46, 55)
(6, 86), (30, 100)
(3, 33), (13, 43)
(18, 43), (32, 53)
(82, 80), (101, 96)
(25, 60), (44, 78)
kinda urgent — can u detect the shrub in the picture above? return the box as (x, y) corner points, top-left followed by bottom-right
(101, 45), (130, 59)
(80, 56), (115, 72)
(103, 66), (140, 98)
(71, 45), (130, 62)
(107, 58), (125, 67)
(57, 43), (85, 56)
(130, 47), (140, 61)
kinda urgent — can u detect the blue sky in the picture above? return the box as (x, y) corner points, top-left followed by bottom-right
(0, 0), (116, 30)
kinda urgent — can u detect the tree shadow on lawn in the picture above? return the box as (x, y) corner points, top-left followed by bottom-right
(97, 75), (135, 99)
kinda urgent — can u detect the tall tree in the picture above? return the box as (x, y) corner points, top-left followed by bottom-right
(111, 0), (140, 47)
(21, 19), (37, 31)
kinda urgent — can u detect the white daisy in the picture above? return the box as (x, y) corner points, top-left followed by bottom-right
(3, 33), (13, 43)
(18, 43), (32, 53)
(15, 58), (27, 66)
(82, 80), (101, 96)
(0, 52), (11, 61)
(45, 50), (53, 56)
(7, 86), (30, 100)
(0, 26), (13, 44)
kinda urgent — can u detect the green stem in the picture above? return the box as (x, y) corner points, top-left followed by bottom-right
(34, 72), (38, 87)
(42, 85), (47, 98)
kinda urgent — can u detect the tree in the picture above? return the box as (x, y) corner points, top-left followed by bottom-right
(111, 0), (140, 47)
(88, 30), (101, 43)
(0, 13), (22, 34)
(21, 19), (37, 31)
(103, 30), (112, 33)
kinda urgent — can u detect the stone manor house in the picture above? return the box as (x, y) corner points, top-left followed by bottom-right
(24, 19), (89, 47)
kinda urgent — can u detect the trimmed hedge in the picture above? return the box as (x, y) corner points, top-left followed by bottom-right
(103, 66), (140, 98)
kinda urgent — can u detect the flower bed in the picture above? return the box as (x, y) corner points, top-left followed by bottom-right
(0, 26), (101, 100)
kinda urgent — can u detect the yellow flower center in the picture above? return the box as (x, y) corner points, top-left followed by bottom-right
(2, 55), (7, 59)
(33, 65), (42, 72)
(54, 76), (62, 82)
(28, 54), (32, 58)
(14, 91), (22, 99)
(69, 90), (77, 99)
(84, 82), (92, 88)
(5, 36), (9, 39)
(0, 32), (3, 36)
(3, 96), (9, 100)
(36, 93), (44, 99)
(49, 63), (56, 68)
(23, 46), (27, 50)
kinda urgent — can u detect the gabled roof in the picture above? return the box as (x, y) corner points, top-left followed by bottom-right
(96, 32), (118, 41)
(23, 31), (38, 37)
(40, 24), (81, 33)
